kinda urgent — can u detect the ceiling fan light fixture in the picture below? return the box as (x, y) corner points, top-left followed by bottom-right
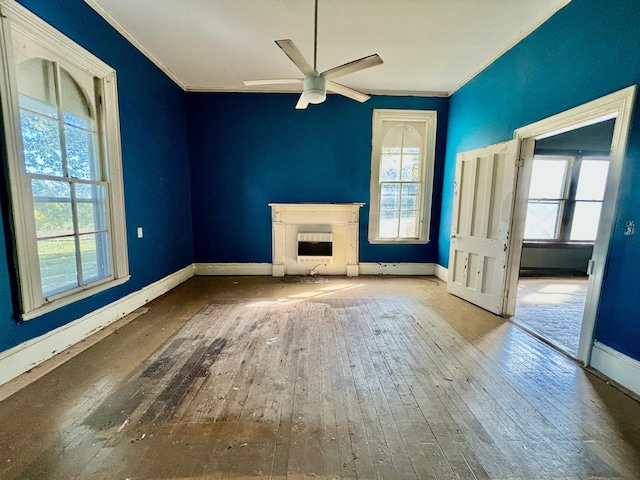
(302, 76), (326, 104)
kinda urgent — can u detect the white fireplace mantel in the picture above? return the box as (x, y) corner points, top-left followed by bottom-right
(269, 203), (364, 277)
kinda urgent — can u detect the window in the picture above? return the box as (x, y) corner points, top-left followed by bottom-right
(524, 154), (609, 242)
(369, 109), (437, 243)
(0, 1), (128, 319)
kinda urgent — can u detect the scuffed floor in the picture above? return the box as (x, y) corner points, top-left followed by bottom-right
(513, 277), (587, 358)
(0, 275), (638, 479)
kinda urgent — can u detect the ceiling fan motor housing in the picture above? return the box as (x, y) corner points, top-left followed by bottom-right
(303, 76), (326, 104)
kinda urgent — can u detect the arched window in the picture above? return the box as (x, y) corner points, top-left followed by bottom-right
(369, 110), (437, 243)
(0, 4), (128, 319)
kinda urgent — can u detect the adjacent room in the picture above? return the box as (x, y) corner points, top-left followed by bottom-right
(0, 0), (639, 478)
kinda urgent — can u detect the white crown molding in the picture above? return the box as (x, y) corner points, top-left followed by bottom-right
(89, 0), (571, 98)
(83, 0), (186, 90)
(186, 85), (449, 98)
(448, 0), (572, 96)
(0, 264), (195, 389)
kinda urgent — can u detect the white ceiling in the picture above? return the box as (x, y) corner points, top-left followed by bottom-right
(85, 0), (570, 96)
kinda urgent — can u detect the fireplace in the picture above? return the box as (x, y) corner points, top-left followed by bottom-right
(269, 203), (364, 276)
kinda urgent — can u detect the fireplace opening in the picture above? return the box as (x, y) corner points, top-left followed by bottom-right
(298, 241), (333, 257)
(297, 233), (333, 264)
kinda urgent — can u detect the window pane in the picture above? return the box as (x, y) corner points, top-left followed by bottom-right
(15, 58), (58, 118)
(61, 68), (94, 129)
(381, 155), (401, 181)
(570, 202), (602, 241)
(381, 183), (400, 196)
(399, 210), (418, 238)
(381, 193), (400, 209)
(401, 126), (422, 151)
(65, 125), (100, 180)
(529, 158), (568, 198)
(32, 179), (73, 238)
(401, 154), (421, 181)
(76, 183), (108, 233)
(575, 159), (609, 201)
(401, 194), (417, 210)
(379, 210), (399, 238)
(524, 201), (561, 239)
(402, 183), (419, 196)
(382, 125), (404, 154)
(37, 237), (78, 296)
(80, 232), (111, 284)
(20, 111), (63, 176)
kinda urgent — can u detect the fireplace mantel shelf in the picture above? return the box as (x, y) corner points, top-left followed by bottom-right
(269, 203), (364, 225)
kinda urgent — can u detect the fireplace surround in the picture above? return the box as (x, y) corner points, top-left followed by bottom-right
(269, 203), (364, 276)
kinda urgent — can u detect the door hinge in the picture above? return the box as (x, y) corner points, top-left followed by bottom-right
(516, 156), (525, 168)
(587, 259), (595, 275)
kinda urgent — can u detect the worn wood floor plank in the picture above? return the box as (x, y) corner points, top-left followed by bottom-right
(0, 276), (638, 480)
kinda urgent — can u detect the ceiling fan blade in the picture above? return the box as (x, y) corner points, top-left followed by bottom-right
(275, 39), (316, 76)
(295, 94), (309, 110)
(326, 80), (370, 103)
(320, 54), (383, 80)
(243, 79), (303, 86)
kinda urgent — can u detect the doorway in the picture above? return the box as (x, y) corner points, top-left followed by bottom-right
(504, 85), (636, 365)
(510, 120), (615, 358)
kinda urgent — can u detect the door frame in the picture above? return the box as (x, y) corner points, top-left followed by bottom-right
(503, 85), (636, 366)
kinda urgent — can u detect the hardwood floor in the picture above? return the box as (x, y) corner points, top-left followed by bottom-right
(513, 277), (588, 358)
(0, 276), (638, 479)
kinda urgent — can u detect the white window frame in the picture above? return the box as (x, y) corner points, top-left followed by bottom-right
(0, 0), (129, 320)
(368, 109), (437, 244)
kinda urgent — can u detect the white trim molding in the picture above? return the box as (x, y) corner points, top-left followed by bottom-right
(0, 264), (194, 388)
(195, 263), (272, 276)
(196, 262), (440, 277)
(591, 341), (640, 397)
(509, 85), (636, 365)
(369, 109), (437, 244)
(435, 264), (448, 282)
(448, 0), (572, 96)
(359, 262), (436, 276)
(0, 0), (130, 319)
(83, 0), (186, 90)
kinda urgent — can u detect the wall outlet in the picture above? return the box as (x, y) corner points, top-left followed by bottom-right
(137, 226), (143, 238)
(624, 221), (635, 236)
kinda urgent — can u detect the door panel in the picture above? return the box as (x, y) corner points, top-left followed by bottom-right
(448, 140), (520, 314)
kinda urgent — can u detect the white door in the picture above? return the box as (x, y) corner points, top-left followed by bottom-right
(447, 140), (520, 314)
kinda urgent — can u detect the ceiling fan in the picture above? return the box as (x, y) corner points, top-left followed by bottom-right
(243, 0), (383, 109)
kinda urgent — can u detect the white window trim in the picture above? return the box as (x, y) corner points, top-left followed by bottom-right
(0, 0), (129, 320)
(368, 109), (437, 244)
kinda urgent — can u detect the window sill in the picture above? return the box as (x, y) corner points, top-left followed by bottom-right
(369, 238), (430, 245)
(20, 275), (131, 321)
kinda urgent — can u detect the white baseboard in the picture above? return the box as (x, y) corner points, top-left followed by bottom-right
(195, 262), (440, 277)
(359, 262), (436, 276)
(0, 264), (195, 388)
(591, 341), (640, 397)
(435, 264), (448, 282)
(195, 263), (272, 275)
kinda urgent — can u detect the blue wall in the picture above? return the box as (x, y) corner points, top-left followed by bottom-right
(439, 0), (640, 361)
(0, 0), (194, 351)
(187, 93), (448, 265)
